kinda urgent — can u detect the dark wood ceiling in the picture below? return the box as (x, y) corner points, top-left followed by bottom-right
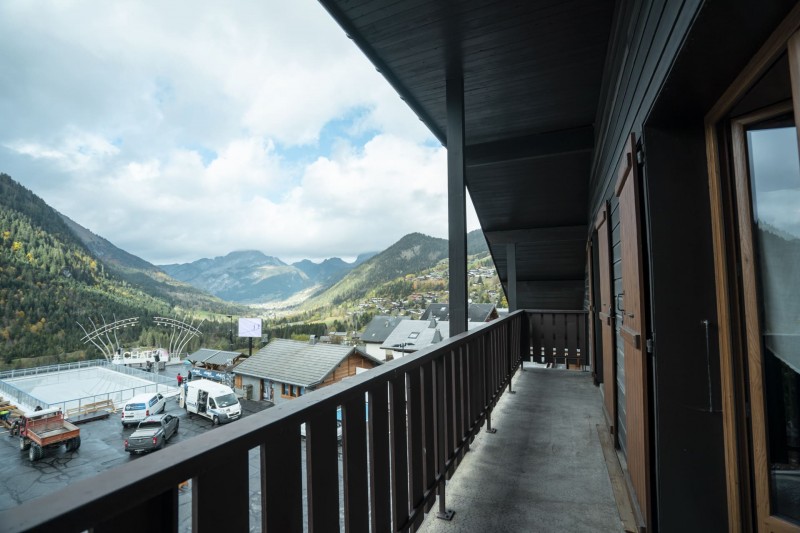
(320, 0), (616, 309)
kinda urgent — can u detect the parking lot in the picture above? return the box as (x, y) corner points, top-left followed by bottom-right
(0, 381), (273, 531)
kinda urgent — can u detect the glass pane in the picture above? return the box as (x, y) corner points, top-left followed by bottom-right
(747, 125), (800, 522)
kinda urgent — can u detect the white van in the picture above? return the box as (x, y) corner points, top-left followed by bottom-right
(185, 379), (241, 425)
(121, 392), (166, 427)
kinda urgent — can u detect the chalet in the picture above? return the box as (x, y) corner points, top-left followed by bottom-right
(232, 338), (382, 403)
(359, 315), (409, 359)
(380, 318), (485, 360)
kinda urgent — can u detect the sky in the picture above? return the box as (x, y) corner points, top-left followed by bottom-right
(0, 1), (480, 265)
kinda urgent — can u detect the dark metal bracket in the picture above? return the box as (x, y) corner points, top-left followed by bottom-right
(436, 509), (455, 521)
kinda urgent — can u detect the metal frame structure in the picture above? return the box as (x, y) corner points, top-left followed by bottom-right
(77, 317), (140, 363)
(153, 316), (203, 359)
(78, 316), (203, 362)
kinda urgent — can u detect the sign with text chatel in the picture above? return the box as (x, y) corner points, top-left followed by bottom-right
(238, 317), (262, 338)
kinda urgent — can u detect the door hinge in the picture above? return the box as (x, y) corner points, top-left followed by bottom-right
(646, 338), (654, 353)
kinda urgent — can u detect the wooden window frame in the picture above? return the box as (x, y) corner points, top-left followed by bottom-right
(281, 383), (301, 399)
(705, 5), (800, 530)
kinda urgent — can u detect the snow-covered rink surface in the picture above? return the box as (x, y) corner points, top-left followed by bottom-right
(1, 363), (178, 412)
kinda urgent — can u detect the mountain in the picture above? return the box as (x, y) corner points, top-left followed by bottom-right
(162, 250), (376, 304)
(300, 232), (449, 309)
(162, 231), (487, 307)
(0, 173), (240, 365)
(59, 214), (228, 310)
(467, 229), (489, 255)
(293, 253), (375, 285)
(162, 251), (307, 303)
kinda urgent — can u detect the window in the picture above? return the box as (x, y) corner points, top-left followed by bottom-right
(707, 24), (800, 528)
(281, 383), (302, 398)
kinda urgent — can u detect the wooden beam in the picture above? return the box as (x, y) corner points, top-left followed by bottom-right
(448, 76), (468, 336)
(466, 126), (594, 167)
(485, 225), (588, 245)
(507, 243), (517, 312)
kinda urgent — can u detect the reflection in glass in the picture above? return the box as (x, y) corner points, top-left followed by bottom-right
(747, 125), (800, 522)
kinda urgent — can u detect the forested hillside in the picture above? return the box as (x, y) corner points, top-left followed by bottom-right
(300, 232), (449, 309)
(0, 174), (242, 366)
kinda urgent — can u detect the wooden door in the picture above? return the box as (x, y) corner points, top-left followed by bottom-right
(615, 133), (651, 530)
(595, 203), (616, 433)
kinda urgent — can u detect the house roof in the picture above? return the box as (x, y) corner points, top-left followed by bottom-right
(380, 319), (485, 353)
(188, 348), (243, 367)
(469, 304), (499, 322)
(420, 304), (450, 322)
(420, 303), (498, 323)
(360, 315), (409, 344)
(232, 338), (382, 387)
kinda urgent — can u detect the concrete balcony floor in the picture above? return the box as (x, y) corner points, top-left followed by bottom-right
(418, 366), (626, 533)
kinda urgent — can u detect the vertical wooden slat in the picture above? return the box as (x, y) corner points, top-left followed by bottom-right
(465, 342), (474, 433)
(390, 375), (410, 532)
(369, 383), (391, 532)
(490, 329), (498, 393)
(306, 409), (340, 532)
(433, 353), (448, 508)
(444, 350), (455, 478)
(95, 488), (178, 533)
(406, 368), (425, 529)
(501, 323), (508, 382)
(195, 451), (249, 532)
(532, 312), (543, 361)
(579, 313), (588, 366)
(477, 336), (486, 415)
(421, 363), (436, 514)
(542, 313), (555, 363)
(452, 347), (464, 464)
(567, 313), (578, 365)
(343, 395), (369, 533)
(262, 427), (303, 532)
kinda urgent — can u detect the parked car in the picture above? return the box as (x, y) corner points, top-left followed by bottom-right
(124, 414), (179, 454)
(121, 392), (166, 427)
(184, 379), (241, 425)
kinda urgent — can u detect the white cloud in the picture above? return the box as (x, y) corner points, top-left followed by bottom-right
(0, 1), (476, 266)
(6, 128), (120, 172)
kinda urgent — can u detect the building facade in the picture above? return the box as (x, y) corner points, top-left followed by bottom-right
(233, 338), (381, 405)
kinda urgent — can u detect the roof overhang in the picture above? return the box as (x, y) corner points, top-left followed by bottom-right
(319, 0), (616, 309)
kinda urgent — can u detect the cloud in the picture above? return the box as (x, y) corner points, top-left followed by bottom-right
(0, 1), (476, 266)
(5, 128), (120, 172)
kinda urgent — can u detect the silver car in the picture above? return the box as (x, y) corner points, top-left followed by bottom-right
(124, 414), (179, 454)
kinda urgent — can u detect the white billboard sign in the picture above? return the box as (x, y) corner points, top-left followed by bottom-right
(238, 317), (262, 338)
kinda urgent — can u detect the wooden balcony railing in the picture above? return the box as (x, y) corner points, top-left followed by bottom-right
(527, 310), (589, 368)
(0, 311), (529, 533)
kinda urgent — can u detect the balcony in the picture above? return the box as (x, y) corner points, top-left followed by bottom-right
(0, 310), (625, 533)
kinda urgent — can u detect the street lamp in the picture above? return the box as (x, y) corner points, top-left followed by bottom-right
(226, 315), (233, 348)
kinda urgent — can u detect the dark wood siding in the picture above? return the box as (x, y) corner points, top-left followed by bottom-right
(320, 353), (379, 388)
(591, 0), (701, 210)
(590, 1), (800, 530)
